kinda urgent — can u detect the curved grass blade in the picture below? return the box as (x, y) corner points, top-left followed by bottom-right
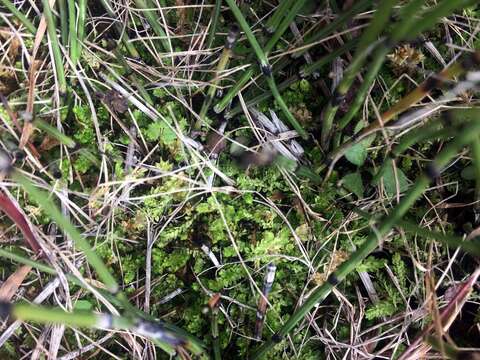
(0, 192), (41, 254)
(34, 119), (76, 148)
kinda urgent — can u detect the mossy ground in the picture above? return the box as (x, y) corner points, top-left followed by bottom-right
(0, 1), (479, 359)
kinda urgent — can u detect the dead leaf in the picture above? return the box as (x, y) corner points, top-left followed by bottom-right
(295, 223), (311, 242)
(96, 90), (128, 113)
(0, 27), (20, 60)
(0, 191), (41, 254)
(290, 104), (312, 124)
(313, 250), (349, 286)
(0, 67), (18, 96)
(0, 265), (32, 301)
(208, 293), (221, 310)
(39, 136), (61, 151)
(204, 132), (226, 156)
(88, 186), (109, 215)
(175, 0), (187, 33)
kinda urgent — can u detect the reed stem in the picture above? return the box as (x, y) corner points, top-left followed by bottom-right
(134, 0), (172, 53)
(198, 25), (239, 127)
(42, 0), (67, 95)
(265, 0), (293, 33)
(2, 301), (201, 354)
(67, 0), (79, 65)
(328, 51), (480, 168)
(206, 0), (222, 50)
(57, 0), (68, 45)
(292, 0), (372, 59)
(224, 0), (307, 138)
(77, 0), (86, 42)
(214, 0), (308, 114)
(99, 0), (140, 58)
(325, 0), (477, 150)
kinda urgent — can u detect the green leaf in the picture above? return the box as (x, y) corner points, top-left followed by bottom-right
(35, 119), (76, 148)
(461, 165), (475, 180)
(344, 135), (375, 166)
(145, 121), (177, 145)
(341, 172), (364, 198)
(74, 300), (93, 311)
(274, 155), (297, 172)
(381, 163), (410, 197)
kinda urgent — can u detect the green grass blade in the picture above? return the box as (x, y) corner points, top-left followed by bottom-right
(224, 0), (268, 67)
(265, 0), (294, 33)
(34, 119), (76, 148)
(42, 0), (67, 94)
(99, 0), (140, 58)
(264, 0), (308, 56)
(206, 0), (222, 49)
(67, 0), (79, 65)
(0, 0), (36, 34)
(134, 0), (172, 53)
(293, 0), (373, 59)
(57, 0), (68, 45)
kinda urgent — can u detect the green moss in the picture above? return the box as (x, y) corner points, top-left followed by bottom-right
(365, 300), (397, 320)
(73, 152), (94, 174)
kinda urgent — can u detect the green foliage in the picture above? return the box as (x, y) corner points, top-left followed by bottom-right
(357, 256), (386, 273)
(73, 106), (95, 144)
(142, 175), (186, 221)
(392, 253), (408, 292)
(152, 247), (190, 274)
(341, 172), (364, 198)
(145, 121), (176, 144)
(365, 300), (396, 320)
(73, 152), (94, 174)
(0, 340), (16, 359)
(345, 134), (376, 166)
(378, 162), (410, 197)
(252, 228), (294, 261)
(283, 79), (312, 106)
(359, 254), (411, 321)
